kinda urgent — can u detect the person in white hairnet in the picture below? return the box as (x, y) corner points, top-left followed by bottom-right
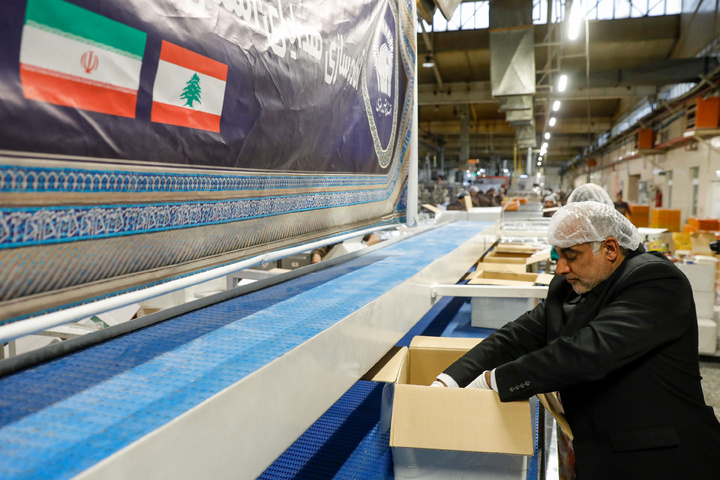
(433, 201), (720, 479)
(566, 183), (614, 207)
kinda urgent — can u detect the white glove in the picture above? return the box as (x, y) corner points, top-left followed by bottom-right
(465, 370), (497, 392)
(431, 373), (459, 388)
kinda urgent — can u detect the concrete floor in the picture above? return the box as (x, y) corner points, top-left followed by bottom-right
(700, 360), (720, 422)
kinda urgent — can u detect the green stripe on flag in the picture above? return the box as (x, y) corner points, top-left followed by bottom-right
(25, 0), (146, 59)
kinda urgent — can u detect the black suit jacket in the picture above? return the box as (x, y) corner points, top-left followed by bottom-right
(444, 247), (720, 479)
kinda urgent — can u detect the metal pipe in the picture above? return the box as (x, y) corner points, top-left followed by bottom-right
(407, 0), (419, 228)
(0, 225), (395, 344)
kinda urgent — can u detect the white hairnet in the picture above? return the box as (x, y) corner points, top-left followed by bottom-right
(548, 201), (642, 250)
(567, 183), (614, 207)
(469, 185), (479, 193)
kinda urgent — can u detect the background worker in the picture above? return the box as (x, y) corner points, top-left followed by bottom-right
(468, 185), (482, 207)
(613, 190), (632, 218)
(433, 201), (720, 480)
(566, 183), (614, 207)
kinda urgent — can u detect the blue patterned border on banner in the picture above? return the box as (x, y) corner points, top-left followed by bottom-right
(0, 188), (392, 248)
(0, 164), (386, 193)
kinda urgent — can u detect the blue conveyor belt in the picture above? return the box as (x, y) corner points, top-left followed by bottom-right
(0, 222), (491, 479)
(261, 297), (542, 480)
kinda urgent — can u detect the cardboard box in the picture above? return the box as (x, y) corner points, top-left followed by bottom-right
(688, 218), (720, 232)
(698, 319), (718, 355)
(248, 260), (278, 271)
(364, 337), (534, 480)
(630, 205), (650, 228)
(650, 209), (681, 232)
(690, 232), (719, 255)
(468, 270), (554, 286)
(693, 291), (716, 319)
(471, 297), (537, 329)
(467, 271), (553, 328)
(675, 263), (716, 292)
(478, 248), (551, 274)
(279, 253), (311, 269)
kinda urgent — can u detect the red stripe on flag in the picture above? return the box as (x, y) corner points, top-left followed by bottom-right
(151, 101), (221, 132)
(159, 41), (228, 81)
(20, 64), (137, 118)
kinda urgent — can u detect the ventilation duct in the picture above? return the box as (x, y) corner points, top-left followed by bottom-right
(516, 124), (537, 149)
(489, 0), (535, 97)
(433, 0), (462, 21)
(499, 95), (533, 112)
(417, 0), (436, 24)
(506, 108), (534, 125)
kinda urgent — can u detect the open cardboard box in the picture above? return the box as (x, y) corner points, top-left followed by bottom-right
(363, 336), (535, 480)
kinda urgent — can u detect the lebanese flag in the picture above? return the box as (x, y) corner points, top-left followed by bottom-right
(19, 0), (146, 118)
(151, 41), (228, 133)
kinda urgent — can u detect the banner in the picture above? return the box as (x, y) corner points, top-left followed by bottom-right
(0, 0), (415, 324)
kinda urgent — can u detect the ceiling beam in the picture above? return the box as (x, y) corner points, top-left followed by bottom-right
(419, 117), (612, 135)
(419, 81), (659, 105)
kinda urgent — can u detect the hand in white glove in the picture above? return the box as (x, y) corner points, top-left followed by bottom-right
(465, 370), (494, 390)
(430, 373), (459, 388)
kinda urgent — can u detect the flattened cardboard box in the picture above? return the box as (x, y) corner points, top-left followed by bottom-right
(468, 270), (555, 286)
(478, 247), (551, 274)
(363, 336), (535, 480)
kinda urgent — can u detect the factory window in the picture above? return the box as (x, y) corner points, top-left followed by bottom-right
(421, 0), (681, 33)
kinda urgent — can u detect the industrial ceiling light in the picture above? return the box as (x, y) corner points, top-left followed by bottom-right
(558, 74), (568, 92)
(422, 55), (434, 68)
(542, 142), (548, 150)
(549, 117), (557, 127)
(552, 100), (561, 111)
(568, 0), (584, 40)
(544, 132), (551, 140)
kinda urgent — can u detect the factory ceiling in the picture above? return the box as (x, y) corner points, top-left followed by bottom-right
(415, 0), (720, 175)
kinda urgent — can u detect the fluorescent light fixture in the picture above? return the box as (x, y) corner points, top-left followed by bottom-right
(568, 0), (584, 40)
(544, 132), (551, 140)
(542, 142), (549, 150)
(549, 117), (557, 127)
(422, 55), (434, 68)
(716, 170), (720, 177)
(552, 100), (561, 111)
(558, 74), (568, 92)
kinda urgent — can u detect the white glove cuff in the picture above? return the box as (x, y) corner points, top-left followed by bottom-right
(435, 373), (459, 388)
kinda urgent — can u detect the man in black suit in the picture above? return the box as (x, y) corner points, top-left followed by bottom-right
(433, 201), (720, 479)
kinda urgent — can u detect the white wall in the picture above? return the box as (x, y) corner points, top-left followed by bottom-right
(570, 115), (720, 224)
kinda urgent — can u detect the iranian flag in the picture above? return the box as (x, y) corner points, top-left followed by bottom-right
(151, 41), (228, 133)
(19, 0), (146, 118)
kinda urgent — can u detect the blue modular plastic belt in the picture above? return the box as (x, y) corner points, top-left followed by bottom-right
(0, 222), (491, 479)
(258, 381), (392, 480)
(261, 287), (543, 480)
